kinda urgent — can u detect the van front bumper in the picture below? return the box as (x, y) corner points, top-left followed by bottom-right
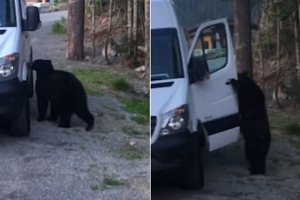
(0, 78), (27, 120)
(151, 130), (194, 170)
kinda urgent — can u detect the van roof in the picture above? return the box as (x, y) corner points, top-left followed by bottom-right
(151, 0), (178, 30)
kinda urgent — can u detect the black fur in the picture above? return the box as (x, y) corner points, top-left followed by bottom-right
(32, 59), (94, 131)
(227, 71), (271, 175)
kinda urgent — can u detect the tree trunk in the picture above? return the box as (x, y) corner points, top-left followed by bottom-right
(275, 5), (282, 108)
(144, 0), (150, 78)
(127, 0), (133, 44)
(258, 29), (265, 92)
(66, 0), (85, 60)
(293, 11), (300, 79)
(233, 0), (253, 77)
(92, 0), (95, 62)
(132, 0), (138, 66)
(104, 0), (113, 65)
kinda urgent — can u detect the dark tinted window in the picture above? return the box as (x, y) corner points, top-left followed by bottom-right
(151, 28), (184, 81)
(0, 0), (17, 27)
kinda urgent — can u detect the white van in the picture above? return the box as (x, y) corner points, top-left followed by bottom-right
(151, 0), (240, 189)
(0, 0), (41, 136)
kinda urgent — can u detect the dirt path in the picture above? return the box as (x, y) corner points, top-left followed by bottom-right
(0, 19), (150, 200)
(152, 108), (300, 200)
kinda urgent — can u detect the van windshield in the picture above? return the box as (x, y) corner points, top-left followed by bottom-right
(151, 28), (184, 81)
(0, 0), (17, 27)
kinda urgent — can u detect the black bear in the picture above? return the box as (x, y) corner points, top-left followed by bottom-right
(31, 59), (94, 131)
(227, 71), (271, 175)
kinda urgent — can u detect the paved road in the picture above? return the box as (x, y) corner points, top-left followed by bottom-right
(40, 11), (68, 24)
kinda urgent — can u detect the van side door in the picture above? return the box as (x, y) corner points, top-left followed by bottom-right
(188, 18), (240, 151)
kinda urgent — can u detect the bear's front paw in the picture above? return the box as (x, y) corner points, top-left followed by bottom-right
(37, 117), (46, 122)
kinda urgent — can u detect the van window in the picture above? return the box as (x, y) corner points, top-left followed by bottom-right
(0, 0), (17, 27)
(192, 23), (228, 74)
(151, 28), (184, 81)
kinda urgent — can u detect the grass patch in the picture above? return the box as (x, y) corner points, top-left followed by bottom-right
(111, 77), (132, 91)
(103, 177), (124, 186)
(122, 125), (147, 136)
(102, 104), (116, 111)
(72, 68), (133, 96)
(102, 177), (124, 190)
(120, 144), (144, 160)
(96, 111), (104, 117)
(119, 97), (149, 124)
(131, 115), (148, 125)
(269, 114), (300, 135)
(292, 142), (300, 150)
(283, 121), (300, 135)
(51, 16), (66, 34)
(90, 184), (99, 191)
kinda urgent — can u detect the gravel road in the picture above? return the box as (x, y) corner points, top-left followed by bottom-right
(152, 110), (300, 200)
(0, 12), (150, 200)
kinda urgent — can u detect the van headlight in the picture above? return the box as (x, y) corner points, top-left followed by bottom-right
(160, 104), (189, 136)
(0, 53), (19, 80)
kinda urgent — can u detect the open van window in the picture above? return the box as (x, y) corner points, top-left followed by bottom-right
(151, 28), (184, 81)
(0, 0), (17, 27)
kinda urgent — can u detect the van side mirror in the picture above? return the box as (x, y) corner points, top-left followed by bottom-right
(26, 6), (41, 31)
(188, 56), (209, 84)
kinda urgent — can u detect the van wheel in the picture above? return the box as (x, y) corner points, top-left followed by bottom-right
(181, 134), (204, 190)
(10, 96), (30, 137)
(28, 72), (34, 98)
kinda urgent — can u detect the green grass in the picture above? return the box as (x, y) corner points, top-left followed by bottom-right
(102, 105), (116, 111)
(102, 177), (124, 190)
(120, 144), (144, 160)
(131, 115), (148, 125)
(96, 111), (104, 117)
(269, 114), (300, 135)
(72, 68), (132, 96)
(292, 142), (300, 150)
(283, 121), (300, 135)
(103, 177), (124, 186)
(111, 77), (132, 91)
(122, 125), (147, 136)
(51, 16), (66, 34)
(90, 184), (99, 191)
(119, 97), (149, 124)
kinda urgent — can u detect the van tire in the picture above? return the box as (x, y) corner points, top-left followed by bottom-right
(181, 133), (204, 190)
(10, 96), (30, 137)
(28, 72), (34, 98)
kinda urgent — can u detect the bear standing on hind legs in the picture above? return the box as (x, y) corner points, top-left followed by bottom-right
(31, 59), (95, 131)
(226, 71), (271, 175)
